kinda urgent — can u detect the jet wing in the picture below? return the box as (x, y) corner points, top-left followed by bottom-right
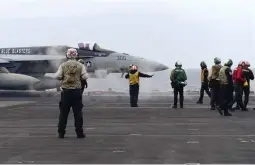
(0, 58), (10, 63)
(0, 54), (95, 64)
(6, 55), (66, 61)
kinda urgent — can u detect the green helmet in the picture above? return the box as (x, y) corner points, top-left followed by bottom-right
(78, 59), (84, 64)
(214, 57), (221, 64)
(200, 61), (207, 68)
(224, 59), (233, 67)
(175, 61), (182, 67)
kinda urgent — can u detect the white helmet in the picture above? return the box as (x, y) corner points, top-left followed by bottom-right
(175, 61), (182, 66)
(66, 48), (78, 59)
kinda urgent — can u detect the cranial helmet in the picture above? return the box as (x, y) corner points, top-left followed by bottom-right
(225, 59), (233, 67)
(238, 60), (245, 66)
(200, 61), (207, 68)
(131, 65), (137, 70)
(245, 61), (250, 67)
(66, 48), (78, 59)
(214, 57), (221, 64)
(175, 61), (182, 67)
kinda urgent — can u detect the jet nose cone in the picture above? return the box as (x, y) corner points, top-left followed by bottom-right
(155, 64), (169, 71)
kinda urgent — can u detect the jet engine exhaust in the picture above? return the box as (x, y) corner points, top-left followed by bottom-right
(0, 72), (61, 91)
(33, 76), (61, 91)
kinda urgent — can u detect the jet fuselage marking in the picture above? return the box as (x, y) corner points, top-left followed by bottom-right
(117, 55), (126, 60)
(85, 61), (92, 68)
(0, 48), (32, 54)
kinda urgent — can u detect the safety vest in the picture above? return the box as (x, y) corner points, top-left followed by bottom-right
(201, 68), (208, 82)
(129, 72), (139, 85)
(219, 66), (228, 84)
(243, 68), (251, 87)
(211, 64), (222, 80)
(61, 60), (83, 89)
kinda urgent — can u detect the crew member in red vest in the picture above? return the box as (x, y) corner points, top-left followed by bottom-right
(231, 61), (247, 111)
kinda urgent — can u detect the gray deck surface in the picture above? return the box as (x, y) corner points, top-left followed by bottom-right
(0, 94), (255, 163)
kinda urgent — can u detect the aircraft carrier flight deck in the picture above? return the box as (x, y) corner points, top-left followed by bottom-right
(0, 92), (255, 163)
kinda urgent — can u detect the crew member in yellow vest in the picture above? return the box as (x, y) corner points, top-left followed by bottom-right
(55, 48), (88, 139)
(196, 61), (211, 104)
(208, 57), (222, 110)
(242, 61), (254, 110)
(218, 59), (233, 116)
(125, 65), (153, 107)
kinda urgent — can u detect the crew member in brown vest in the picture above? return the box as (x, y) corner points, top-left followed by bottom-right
(218, 59), (233, 116)
(55, 48), (88, 139)
(208, 57), (222, 110)
(196, 61), (211, 104)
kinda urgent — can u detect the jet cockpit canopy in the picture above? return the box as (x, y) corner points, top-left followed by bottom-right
(77, 42), (115, 53)
(78, 42), (92, 50)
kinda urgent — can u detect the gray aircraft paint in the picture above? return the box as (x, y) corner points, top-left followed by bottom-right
(0, 44), (168, 78)
(0, 43), (168, 90)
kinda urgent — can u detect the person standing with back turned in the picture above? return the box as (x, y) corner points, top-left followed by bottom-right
(196, 61), (211, 104)
(242, 61), (254, 110)
(218, 59), (233, 116)
(55, 48), (88, 139)
(125, 65), (153, 107)
(170, 61), (187, 108)
(232, 61), (247, 111)
(208, 57), (222, 110)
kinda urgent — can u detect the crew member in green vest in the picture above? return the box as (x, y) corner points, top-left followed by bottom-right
(125, 65), (153, 107)
(170, 61), (187, 108)
(218, 59), (233, 116)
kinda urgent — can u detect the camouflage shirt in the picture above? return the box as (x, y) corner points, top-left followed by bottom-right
(55, 59), (88, 89)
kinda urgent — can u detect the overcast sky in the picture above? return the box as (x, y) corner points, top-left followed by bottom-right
(0, 0), (254, 68)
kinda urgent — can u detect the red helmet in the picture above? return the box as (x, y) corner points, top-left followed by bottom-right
(238, 61), (245, 66)
(245, 61), (250, 67)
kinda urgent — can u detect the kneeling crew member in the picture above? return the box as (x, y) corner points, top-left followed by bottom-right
(170, 61), (187, 108)
(125, 65), (153, 107)
(55, 48), (88, 139)
(78, 59), (88, 94)
(242, 61), (254, 109)
(218, 59), (233, 116)
(196, 61), (211, 104)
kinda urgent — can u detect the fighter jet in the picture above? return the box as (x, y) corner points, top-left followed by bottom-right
(0, 42), (168, 90)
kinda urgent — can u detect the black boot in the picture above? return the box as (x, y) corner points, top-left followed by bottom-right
(217, 108), (223, 115)
(172, 105), (177, 108)
(77, 133), (86, 138)
(58, 130), (65, 139)
(196, 100), (203, 104)
(224, 110), (232, 116)
(241, 107), (248, 111)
